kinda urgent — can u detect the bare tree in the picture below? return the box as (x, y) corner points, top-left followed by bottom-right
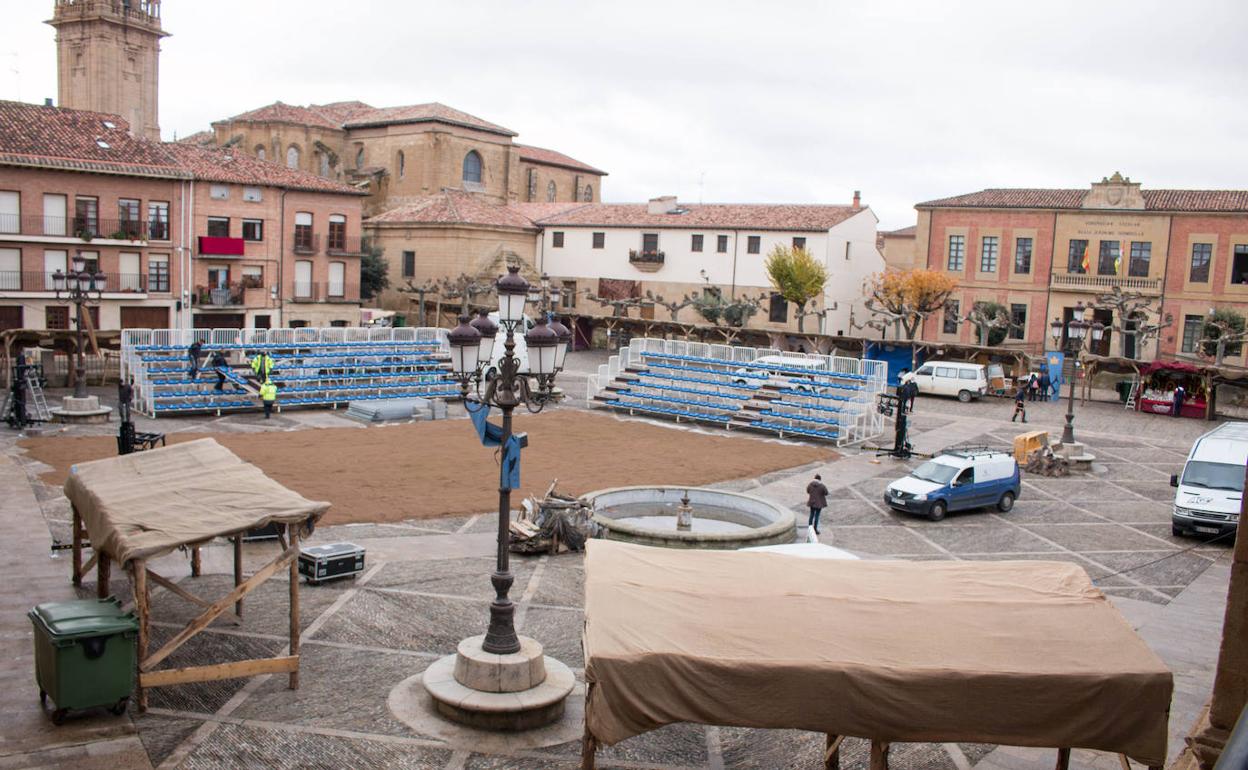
(1092, 286), (1173, 359)
(961, 301), (1015, 346)
(644, 290), (696, 322)
(582, 288), (650, 317)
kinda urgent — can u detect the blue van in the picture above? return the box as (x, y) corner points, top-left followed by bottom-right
(884, 448), (1021, 521)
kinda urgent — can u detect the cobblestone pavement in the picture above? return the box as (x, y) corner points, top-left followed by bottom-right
(0, 377), (1235, 769)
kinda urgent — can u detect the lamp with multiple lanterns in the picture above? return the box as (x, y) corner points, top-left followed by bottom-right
(1048, 301), (1105, 446)
(52, 250), (108, 399)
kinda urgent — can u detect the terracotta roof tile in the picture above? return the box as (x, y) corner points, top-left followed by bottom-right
(882, 225), (917, 237)
(918, 187), (1248, 213)
(165, 143), (365, 195)
(176, 130), (216, 146)
(533, 202), (864, 231)
(0, 99), (183, 177)
(220, 101), (346, 130)
(367, 190), (538, 229)
(514, 144), (607, 175)
(343, 103), (516, 136)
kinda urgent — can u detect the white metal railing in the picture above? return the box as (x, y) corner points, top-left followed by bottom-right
(1050, 273), (1161, 292)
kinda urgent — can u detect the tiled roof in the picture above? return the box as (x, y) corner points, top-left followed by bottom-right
(514, 144), (607, 175)
(310, 101), (374, 124)
(532, 202), (865, 231)
(882, 225), (916, 237)
(918, 188), (1248, 213)
(367, 190), (539, 229)
(219, 101), (352, 130)
(165, 144), (365, 195)
(343, 103), (517, 136)
(0, 99), (184, 178)
(176, 130), (216, 146)
(509, 202), (593, 222)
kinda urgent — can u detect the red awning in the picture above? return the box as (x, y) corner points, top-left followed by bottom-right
(197, 236), (245, 256)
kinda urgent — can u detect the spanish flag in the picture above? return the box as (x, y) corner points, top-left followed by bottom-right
(1081, 243), (1091, 273)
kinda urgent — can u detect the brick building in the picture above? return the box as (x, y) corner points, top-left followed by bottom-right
(0, 100), (366, 331)
(904, 174), (1248, 363)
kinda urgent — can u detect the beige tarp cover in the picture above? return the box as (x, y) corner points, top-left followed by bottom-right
(64, 438), (330, 566)
(583, 541), (1172, 766)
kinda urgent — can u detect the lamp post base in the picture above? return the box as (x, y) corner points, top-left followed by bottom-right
(50, 395), (113, 424)
(1052, 440), (1097, 469)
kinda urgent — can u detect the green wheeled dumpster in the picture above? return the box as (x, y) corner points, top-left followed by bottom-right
(28, 597), (138, 724)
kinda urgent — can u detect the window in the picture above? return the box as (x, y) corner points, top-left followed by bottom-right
(592, 232), (604, 249)
(46, 306), (69, 330)
(1190, 243), (1212, 282)
(294, 260), (312, 298)
(0, 248), (19, 289)
(642, 233), (659, 254)
(747, 236), (761, 254)
(148, 253), (169, 292)
(119, 252), (141, 291)
(255, 145), (266, 161)
(1129, 241), (1151, 277)
(583, 184), (593, 202)
(552, 232), (565, 248)
(768, 293), (788, 323)
(207, 266), (229, 289)
(286, 145), (300, 169)
(980, 236), (998, 272)
(117, 199), (140, 236)
(1009, 303), (1026, 340)
(947, 235), (965, 270)
(792, 237), (806, 250)
(243, 186), (262, 202)
(328, 261), (345, 297)
(397, 150), (405, 179)
(241, 219), (263, 241)
(74, 196), (98, 237)
(355, 147), (364, 169)
(0, 191), (16, 234)
(294, 212), (313, 251)
(43, 250), (66, 290)
(958, 369), (978, 380)
(1181, 314), (1204, 353)
(206, 217), (229, 237)
(209, 185), (229, 201)
(328, 214), (346, 251)
(691, 234), (703, 252)
(402, 250), (415, 278)
(527, 168), (538, 201)
(546, 181), (556, 202)
(1098, 240), (1121, 275)
(462, 150), (483, 184)
(1067, 239), (1089, 274)
(77, 251), (99, 274)
(240, 266), (263, 289)
(943, 299), (960, 334)
(289, 320), (309, 329)
(43, 194), (67, 236)
(148, 201), (169, 240)
(318, 152), (330, 178)
(1014, 237), (1032, 274)
(561, 280), (577, 309)
(717, 235), (728, 253)
(1233, 245), (1248, 285)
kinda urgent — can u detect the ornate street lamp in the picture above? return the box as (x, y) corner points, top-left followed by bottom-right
(1049, 302), (1105, 446)
(53, 250), (105, 398)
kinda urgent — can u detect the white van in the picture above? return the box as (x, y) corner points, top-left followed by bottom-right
(906, 361), (988, 402)
(1170, 421), (1248, 538)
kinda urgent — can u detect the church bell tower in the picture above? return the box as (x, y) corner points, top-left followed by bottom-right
(47, 0), (169, 140)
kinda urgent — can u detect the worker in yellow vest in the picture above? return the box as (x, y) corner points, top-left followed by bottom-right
(250, 351), (275, 380)
(259, 380), (277, 419)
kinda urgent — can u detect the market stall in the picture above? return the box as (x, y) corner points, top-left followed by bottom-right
(1137, 360), (1207, 418)
(64, 438), (330, 710)
(581, 541), (1171, 770)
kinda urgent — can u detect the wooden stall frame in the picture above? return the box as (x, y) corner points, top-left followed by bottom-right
(72, 504), (308, 712)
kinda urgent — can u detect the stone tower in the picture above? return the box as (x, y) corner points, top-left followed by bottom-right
(47, 0), (169, 140)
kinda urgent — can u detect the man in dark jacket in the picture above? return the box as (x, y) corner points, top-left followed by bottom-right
(187, 340), (203, 380)
(1038, 371), (1051, 403)
(806, 474), (829, 535)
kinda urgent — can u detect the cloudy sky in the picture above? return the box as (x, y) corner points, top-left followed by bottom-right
(3, 0), (1245, 229)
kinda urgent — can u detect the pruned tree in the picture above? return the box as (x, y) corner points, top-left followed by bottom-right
(583, 288), (650, 317)
(1093, 286), (1173, 359)
(1199, 307), (1248, 365)
(764, 245), (828, 332)
(862, 269), (958, 340)
(644, 290), (696, 322)
(963, 301), (1014, 346)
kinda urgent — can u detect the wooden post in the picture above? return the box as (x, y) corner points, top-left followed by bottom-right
(288, 523), (300, 690)
(71, 505), (82, 587)
(97, 553), (111, 599)
(233, 534), (243, 618)
(133, 559), (148, 712)
(869, 740), (890, 770)
(190, 546), (201, 578)
(824, 735), (844, 770)
(1055, 747), (1071, 770)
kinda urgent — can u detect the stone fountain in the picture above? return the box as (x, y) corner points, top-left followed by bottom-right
(585, 486), (795, 550)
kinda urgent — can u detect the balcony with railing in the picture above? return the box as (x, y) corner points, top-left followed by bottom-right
(0, 214), (164, 242)
(628, 249), (666, 272)
(290, 282), (357, 303)
(1050, 272), (1162, 294)
(192, 283), (245, 308)
(53, 1), (164, 29)
(326, 234), (368, 256)
(0, 271), (150, 293)
(293, 232), (320, 255)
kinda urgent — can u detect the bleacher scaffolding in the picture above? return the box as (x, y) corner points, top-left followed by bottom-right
(121, 326), (453, 417)
(586, 337), (888, 446)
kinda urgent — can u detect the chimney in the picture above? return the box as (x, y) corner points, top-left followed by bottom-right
(647, 195), (679, 215)
(852, 190), (861, 211)
(44, 98), (53, 107)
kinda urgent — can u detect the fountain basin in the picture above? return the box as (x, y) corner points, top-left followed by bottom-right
(586, 486), (796, 550)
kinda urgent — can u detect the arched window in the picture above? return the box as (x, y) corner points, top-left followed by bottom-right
(462, 150), (483, 184)
(255, 145), (266, 161)
(286, 145), (300, 169)
(582, 184), (593, 202)
(397, 150), (405, 179)
(546, 181), (557, 202)
(318, 152), (330, 177)
(355, 147), (364, 169)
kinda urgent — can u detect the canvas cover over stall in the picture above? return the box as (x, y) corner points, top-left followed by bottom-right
(581, 541), (1172, 768)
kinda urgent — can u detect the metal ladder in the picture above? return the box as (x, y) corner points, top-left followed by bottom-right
(1125, 376), (1139, 410)
(26, 370), (50, 421)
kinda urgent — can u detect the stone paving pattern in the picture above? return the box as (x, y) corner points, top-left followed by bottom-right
(0, 358), (1236, 769)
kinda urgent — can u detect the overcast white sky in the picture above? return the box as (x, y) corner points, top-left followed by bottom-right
(3, 1), (1246, 229)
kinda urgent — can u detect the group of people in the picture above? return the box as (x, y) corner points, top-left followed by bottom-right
(187, 342), (278, 418)
(1012, 370), (1056, 423)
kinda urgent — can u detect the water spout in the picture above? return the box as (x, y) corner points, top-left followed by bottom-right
(676, 491), (693, 531)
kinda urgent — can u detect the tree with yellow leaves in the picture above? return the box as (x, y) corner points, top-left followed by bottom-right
(764, 245), (828, 332)
(861, 268), (959, 341)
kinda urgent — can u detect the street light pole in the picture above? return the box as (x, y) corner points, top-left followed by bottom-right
(52, 250), (106, 399)
(1050, 301), (1104, 447)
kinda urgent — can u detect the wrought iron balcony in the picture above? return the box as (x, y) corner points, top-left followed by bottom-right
(628, 249), (665, 265)
(290, 282), (356, 303)
(292, 232), (319, 255)
(326, 234), (368, 256)
(0, 214), (161, 241)
(193, 284), (245, 307)
(0, 271), (148, 293)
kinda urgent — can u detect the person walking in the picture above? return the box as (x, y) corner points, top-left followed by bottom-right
(187, 340), (203, 380)
(1027, 371), (1040, 402)
(899, 373), (919, 414)
(1038, 370), (1051, 403)
(806, 473), (829, 535)
(210, 350), (228, 392)
(259, 379), (277, 419)
(1011, 383), (1028, 423)
(1172, 385), (1186, 418)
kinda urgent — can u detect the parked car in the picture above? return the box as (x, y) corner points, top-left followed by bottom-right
(1170, 421), (1248, 538)
(905, 361), (988, 402)
(884, 447), (1020, 521)
(733, 354), (826, 392)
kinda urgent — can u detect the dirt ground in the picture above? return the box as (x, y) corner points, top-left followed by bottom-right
(20, 411), (834, 525)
